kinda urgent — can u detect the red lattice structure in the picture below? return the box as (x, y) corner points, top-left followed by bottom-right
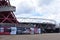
(0, 0), (19, 24)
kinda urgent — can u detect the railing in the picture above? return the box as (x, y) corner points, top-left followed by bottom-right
(0, 6), (16, 12)
(0, 23), (20, 27)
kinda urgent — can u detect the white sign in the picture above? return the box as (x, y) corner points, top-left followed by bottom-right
(10, 27), (17, 34)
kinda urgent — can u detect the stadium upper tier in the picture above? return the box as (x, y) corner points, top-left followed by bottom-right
(17, 18), (56, 24)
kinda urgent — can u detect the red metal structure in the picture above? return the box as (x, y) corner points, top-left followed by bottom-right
(0, 0), (19, 24)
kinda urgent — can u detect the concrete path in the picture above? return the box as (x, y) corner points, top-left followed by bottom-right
(0, 33), (60, 40)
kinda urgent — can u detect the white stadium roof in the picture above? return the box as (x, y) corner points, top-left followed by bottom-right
(17, 18), (56, 24)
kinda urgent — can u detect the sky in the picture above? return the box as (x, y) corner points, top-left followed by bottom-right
(10, 0), (60, 23)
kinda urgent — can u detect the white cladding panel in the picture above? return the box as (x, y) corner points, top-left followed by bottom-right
(0, 6), (16, 12)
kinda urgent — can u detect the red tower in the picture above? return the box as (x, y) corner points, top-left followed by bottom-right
(0, 0), (19, 24)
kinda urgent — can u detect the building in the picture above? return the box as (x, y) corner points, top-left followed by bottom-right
(18, 18), (56, 33)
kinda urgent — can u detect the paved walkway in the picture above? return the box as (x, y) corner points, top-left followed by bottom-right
(0, 33), (60, 40)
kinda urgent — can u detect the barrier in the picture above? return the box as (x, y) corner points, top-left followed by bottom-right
(0, 27), (4, 35)
(4, 27), (10, 35)
(10, 27), (17, 35)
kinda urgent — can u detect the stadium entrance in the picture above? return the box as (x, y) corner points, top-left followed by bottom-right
(19, 22), (56, 34)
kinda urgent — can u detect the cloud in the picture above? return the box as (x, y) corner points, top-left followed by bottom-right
(10, 0), (60, 23)
(38, 0), (53, 6)
(16, 3), (35, 14)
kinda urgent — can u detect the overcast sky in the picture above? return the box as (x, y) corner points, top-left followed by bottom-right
(10, 0), (60, 23)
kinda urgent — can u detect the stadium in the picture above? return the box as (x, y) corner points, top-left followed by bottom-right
(0, 17), (58, 35)
(0, 0), (59, 35)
